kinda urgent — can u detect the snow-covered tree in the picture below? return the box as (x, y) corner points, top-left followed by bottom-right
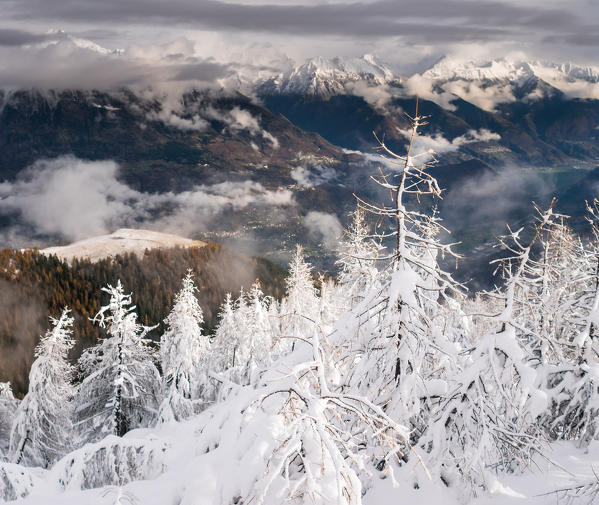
(347, 104), (461, 440)
(158, 272), (209, 423)
(75, 281), (161, 444)
(280, 246), (319, 352)
(0, 383), (18, 461)
(9, 309), (75, 468)
(419, 205), (562, 492)
(193, 312), (410, 505)
(213, 292), (239, 371)
(336, 208), (381, 309)
(543, 200), (599, 445)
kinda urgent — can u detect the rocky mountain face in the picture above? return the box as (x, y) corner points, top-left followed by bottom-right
(0, 88), (342, 191)
(258, 55), (599, 167)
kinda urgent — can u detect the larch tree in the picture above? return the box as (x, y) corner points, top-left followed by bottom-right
(75, 281), (161, 444)
(336, 208), (381, 310)
(420, 204), (561, 492)
(347, 102), (461, 444)
(280, 246), (319, 353)
(0, 383), (18, 461)
(9, 309), (75, 468)
(158, 271), (209, 423)
(544, 199), (599, 445)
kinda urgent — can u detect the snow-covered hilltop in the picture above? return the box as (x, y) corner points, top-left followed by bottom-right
(41, 229), (206, 263)
(258, 54), (395, 96)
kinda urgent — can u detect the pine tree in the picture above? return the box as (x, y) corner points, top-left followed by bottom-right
(158, 272), (209, 423)
(9, 309), (74, 467)
(75, 281), (161, 444)
(235, 282), (275, 377)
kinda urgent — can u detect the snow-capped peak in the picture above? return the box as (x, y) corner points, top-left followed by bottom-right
(422, 57), (536, 82)
(423, 55), (599, 85)
(259, 54), (395, 96)
(38, 30), (124, 55)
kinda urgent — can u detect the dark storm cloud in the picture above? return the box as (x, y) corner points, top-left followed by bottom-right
(0, 27), (63, 46)
(170, 61), (232, 81)
(1, 0), (590, 44)
(544, 31), (599, 47)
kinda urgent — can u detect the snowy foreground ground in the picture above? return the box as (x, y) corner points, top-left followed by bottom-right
(11, 413), (599, 505)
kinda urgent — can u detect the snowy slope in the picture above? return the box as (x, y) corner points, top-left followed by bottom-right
(41, 229), (206, 263)
(9, 412), (599, 505)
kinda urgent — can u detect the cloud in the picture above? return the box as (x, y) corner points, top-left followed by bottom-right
(0, 156), (295, 245)
(303, 211), (342, 250)
(203, 105), (279, 147)
(441, 79), (517, 111)
(344, 80), (399, 110)
(290, 164), (338, 188)
(0, 0), (580, 43)
(395, 128), (501, 158)
(0, 28), (60, 47)
(0, 35), (234, 90)
(440, 165), (554, 232)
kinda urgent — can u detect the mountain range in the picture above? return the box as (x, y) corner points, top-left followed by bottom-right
(1, 52), (599, 284)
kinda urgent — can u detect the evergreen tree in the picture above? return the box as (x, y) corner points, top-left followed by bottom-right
(75, 281), (161, 444)
(9, 309), (74, 467)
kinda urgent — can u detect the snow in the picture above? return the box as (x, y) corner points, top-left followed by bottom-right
(40, 229), (206, 263)
(9, 412), (599, 505)
(260, 54), (394, 96)
(423, 55), (599, 86)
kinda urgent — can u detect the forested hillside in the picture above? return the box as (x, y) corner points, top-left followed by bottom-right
(0, 243), (286, 394)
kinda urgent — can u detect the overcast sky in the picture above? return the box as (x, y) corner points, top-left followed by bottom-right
(0, 0), (598, 88)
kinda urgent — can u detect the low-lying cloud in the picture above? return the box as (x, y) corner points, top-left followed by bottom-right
(395, 128), (501, 159)
(0, 156), (294, 246)
(291, 164), (339, 188)
(303, 211), (342, 250)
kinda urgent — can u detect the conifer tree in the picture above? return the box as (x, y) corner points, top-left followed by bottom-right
(544, 199), (599, 445)
(213, 293), (239, 371)
(336, 208), (381, 309)
(158, 272), (209, 422)
(348, 103), (460, 437)
(420, 204), (561, 491)
(0, 383), (18, 461)
(75, 281), (161, 444)
(280, 246), (319, 352)
(9, 309), (74, 467)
